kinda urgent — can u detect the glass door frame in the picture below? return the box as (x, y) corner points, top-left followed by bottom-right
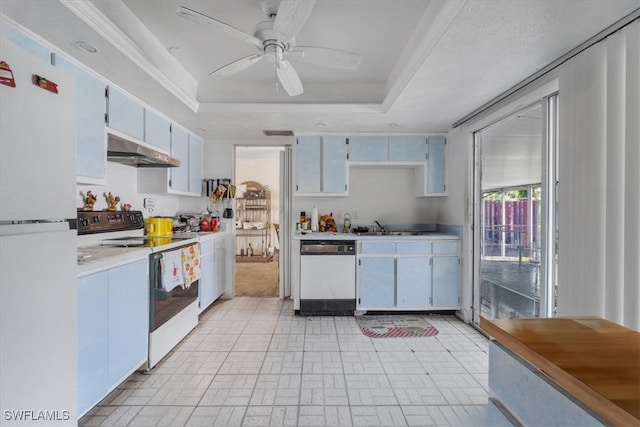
(471, 93), (559, 325)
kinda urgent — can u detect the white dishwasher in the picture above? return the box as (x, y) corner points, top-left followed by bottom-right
(300, 240), (356, 316)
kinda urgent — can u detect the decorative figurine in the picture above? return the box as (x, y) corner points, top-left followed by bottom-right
(79, 190), (97, 211)
(104, 192), (120, 211)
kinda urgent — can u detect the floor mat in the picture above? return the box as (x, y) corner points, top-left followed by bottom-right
(355, 314), (439, 338)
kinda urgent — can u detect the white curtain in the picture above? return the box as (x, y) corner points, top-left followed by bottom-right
(558, 20), (640, 330)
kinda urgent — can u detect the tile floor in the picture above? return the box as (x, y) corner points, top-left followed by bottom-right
(80, 297), (491, 426)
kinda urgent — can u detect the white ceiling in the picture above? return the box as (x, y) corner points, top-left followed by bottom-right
(1, 0), (638, 141)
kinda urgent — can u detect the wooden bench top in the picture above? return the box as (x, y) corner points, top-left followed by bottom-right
(480, 317), (640, 426)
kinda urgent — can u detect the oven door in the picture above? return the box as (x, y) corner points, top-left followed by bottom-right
(149, 249), (199, 332)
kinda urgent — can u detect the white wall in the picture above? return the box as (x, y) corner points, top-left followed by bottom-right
(294, 167), (443, 231)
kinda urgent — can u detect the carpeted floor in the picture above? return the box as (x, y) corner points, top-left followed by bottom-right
(234, 256), (279, 297)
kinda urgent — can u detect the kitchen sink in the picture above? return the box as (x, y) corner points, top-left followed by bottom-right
(354, 231), (434, 236)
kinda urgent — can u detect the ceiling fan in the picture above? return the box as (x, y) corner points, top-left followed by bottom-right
(176, 0), (362, 96)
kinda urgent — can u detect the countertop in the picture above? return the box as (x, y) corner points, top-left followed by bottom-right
(77, 232), (227, 277)
(292, 231), (460, 240)
(480, 316), (640, 426)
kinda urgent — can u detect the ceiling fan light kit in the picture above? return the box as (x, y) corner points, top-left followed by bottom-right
(176, 0), (361, 97)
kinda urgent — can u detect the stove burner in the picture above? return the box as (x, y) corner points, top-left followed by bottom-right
(99, 235), (193, 248)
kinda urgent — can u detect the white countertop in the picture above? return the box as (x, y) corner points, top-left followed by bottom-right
(77, 232), (228, 277)
(292, 231), (460, 240)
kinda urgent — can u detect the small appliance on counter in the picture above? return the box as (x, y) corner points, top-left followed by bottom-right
(144, 216), (173, 237)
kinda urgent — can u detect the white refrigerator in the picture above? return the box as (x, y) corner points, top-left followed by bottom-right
(1, 38), (78, 425)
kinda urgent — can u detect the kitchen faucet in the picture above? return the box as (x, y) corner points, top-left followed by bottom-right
(374, 220), (385, 232)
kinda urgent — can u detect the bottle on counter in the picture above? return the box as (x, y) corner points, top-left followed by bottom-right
(311, 207), (319, 232)
(300, 211), (307, 231)
(343, 212), (351, 233)
(247, 243), (253, 257)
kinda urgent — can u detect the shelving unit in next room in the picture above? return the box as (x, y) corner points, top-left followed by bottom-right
(235, 181), (273, 263)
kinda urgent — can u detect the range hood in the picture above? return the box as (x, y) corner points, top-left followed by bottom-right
(107, 133), (180, 167)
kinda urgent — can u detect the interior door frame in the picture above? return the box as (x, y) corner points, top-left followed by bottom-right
(232, 143), (293, 300)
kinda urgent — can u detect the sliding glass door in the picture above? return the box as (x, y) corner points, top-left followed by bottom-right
(473, 96), (558, 323)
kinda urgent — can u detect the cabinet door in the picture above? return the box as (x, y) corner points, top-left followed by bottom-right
(188, 134), (203, 194)
(427, 136), (446, 194)
(348, 136), (387, 161)
(7, 30), (50, 63)
(170, 125), (189, 191)
(55, 55), (106, 181)
(199, 248), (215, 313)
(388, 136), (426, 161)
(431, 256), (460, 307)
(296, 136), (321, 192)
(215, 239), (227, 298)
(77, 272), (109, 416)
(396, 257), (431, 307)
(107, 260), (148, 385)
(107, 87), (144, 140)
(144, 109), (171, 151)
(358, 257), (395, 307)
(322, 136), (347, 193)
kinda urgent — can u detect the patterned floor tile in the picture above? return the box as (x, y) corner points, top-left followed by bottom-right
(185, 406), (246, 427)
(261, 351), (304, 374)
(350, 406), (407, 427)
(298, 406), (352, 426)
(242, 406), (298, 426)
(300, 374), (349, 406)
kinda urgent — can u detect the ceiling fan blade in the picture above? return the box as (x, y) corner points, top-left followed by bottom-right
(276, 59), (304, 96)
(289, 46), (362, 70)
(273, 0), (316, 42)
(210, 54), (264, 77)
(176, 6), (262, 49)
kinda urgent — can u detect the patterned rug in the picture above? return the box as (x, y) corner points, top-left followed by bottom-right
(355, 314), (439, 338)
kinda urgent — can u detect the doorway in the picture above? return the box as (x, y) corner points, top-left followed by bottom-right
(473, 96), (558, 323)
(234, 146), (289, 298)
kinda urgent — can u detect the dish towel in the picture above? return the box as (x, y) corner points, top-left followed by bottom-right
(161, 249), (184, 292)
(182, 243), (201, 289)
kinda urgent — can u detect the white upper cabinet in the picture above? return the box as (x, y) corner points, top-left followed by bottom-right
(54, 54), (107, 183)
(144, 109), (171, 152)
(170, 125), (190, 192)
(348, 135), (426, 162)
(296, 136), (348, 196)
(348, 136), (387, 161)
(188, 134), (203, 195)
(426, 135), (446, 194)
(296, 136), (322, 193)
(106, 86), (144, 140)
(388, 136), (427, 161)
(414, 135), (447, 197)
(5, 30), (50, 63)
(138, 125), (203, 196)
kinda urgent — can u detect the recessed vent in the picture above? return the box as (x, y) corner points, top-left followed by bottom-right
(263, 130), (295, 136)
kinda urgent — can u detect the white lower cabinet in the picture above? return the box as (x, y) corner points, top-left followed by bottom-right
(199, 235), (228, 313)
(396, 256), (431, 307)
(358, 257), (395, 307)
(357, 239), (460, 310)
(214, 237), (227, 299)
(77, 259), (148, 416)
(199, 238), (215, 313)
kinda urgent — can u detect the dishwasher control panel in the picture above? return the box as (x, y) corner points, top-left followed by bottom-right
(300, 240), (356, 255)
